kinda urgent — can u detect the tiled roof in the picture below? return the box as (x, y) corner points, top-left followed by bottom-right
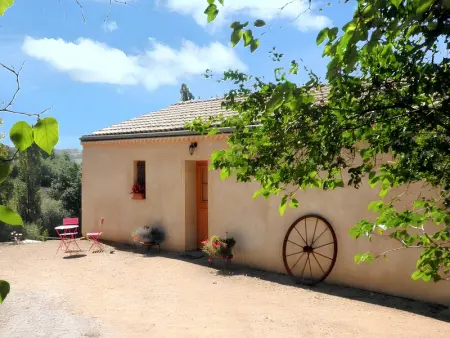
(86, 85), (330, 138)
(90, 98), (233, 136)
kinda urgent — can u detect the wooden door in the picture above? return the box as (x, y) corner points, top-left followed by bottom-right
(196, 161), (208, 248)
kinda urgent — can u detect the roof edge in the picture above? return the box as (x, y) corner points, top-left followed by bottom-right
(79, 128), (234, 143)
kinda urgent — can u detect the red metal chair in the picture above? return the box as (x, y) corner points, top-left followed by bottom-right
(55, 218), (81, 254)
(87, 218), (104, 252)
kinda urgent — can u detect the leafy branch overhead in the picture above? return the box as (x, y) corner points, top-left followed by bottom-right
(204, 0), (265, 53)
(0, 62), (59, 302)
(195, 0), (450, 282)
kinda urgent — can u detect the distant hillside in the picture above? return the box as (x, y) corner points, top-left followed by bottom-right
(4, 146), (82, 164)
(54, 148), (82, 164)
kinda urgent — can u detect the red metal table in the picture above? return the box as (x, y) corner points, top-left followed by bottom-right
(55, 225), (81, 254)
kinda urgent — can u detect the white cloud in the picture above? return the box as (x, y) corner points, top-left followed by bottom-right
(161, 0), (331, 32)
(22, 36), (246, 91)
(103, 20), (118, 32)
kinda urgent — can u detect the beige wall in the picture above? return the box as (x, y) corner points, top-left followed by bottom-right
(82, 136), (450, 306)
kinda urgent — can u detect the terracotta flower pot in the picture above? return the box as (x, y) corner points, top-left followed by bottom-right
(132, 192), (145, 200)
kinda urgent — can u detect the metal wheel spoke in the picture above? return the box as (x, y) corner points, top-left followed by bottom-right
(305, 219), (308, 245)
(314, 251), (333, 260)
(311, 218), (318, 246)
(287, 240), (304, 249)
(312, 252), (325, 274)
(286, 251), (304, 257)
(294, 227), (307, 245)
(313, 242), (335, 250)
(290, 252), (305, 270)
(311, 226), (328, 246)
(308, 253), (313, 280)
(300, 254), (310, 279)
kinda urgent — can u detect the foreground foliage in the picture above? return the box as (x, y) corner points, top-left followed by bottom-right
(189, 0), (450, 282)
(0, 0), (59, 303)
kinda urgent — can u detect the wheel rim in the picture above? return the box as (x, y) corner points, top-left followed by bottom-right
(282, 215), (337, 286)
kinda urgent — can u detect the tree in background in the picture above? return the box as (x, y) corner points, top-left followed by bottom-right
(192, 0), (450, 282)
(48, 154), (81, 219)
(13, 145), (42, 224)
(180, 83), (194, 102)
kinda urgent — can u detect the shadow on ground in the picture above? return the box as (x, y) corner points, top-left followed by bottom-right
(63, 254), (87, 259)
(103, 240), (450, 323)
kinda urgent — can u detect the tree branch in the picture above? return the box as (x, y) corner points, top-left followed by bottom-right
(375, 245), (424, 259)
(1, 62), (24, 112)
(0, 149), (19, 163)
(0, 63), (51, 118)
(74, 0), (86, 23)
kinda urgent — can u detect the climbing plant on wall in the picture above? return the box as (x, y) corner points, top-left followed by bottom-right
(188, 0), (450, 282)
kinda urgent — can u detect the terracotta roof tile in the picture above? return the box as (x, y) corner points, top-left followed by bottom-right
(88, 85), (330, 137)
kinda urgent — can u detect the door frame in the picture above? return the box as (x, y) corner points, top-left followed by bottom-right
(196, 161), (208, 248)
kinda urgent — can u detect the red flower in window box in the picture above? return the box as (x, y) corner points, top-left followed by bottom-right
(131, 183), (145, 199)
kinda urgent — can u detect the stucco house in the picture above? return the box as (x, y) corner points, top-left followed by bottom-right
(80, 98), (449, 306)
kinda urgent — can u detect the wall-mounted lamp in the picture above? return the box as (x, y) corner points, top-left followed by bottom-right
(189, 142), (198, 155)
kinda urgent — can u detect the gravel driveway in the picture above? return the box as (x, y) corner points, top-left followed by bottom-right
(0, 241), (449, 337)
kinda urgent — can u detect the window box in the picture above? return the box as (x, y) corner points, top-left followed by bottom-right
(132, 192), (145, 200)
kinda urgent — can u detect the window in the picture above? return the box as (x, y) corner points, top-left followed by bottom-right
(132, 161), (146, 199)
(136, 161), (146, 187)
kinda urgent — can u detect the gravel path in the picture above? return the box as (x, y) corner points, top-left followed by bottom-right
(0, 241), (449, 337)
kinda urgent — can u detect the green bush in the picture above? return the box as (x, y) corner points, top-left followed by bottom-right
(41, 197), (69, 237)
(23, 223), (48, 241)
(0, 223), (15, 242)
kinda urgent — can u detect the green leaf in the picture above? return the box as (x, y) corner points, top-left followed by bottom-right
(411, 270), (423, 280)
(266, 91), (284, 113)
(0, 161), (10, 184)
(345, 46), (358, 72)
(231, 29), (243, 47)
(369, 175), (380, 188)
(379, 188), (388, 198)
(343, 21), (356, 33)
(368, 200), (384, 212)
(254, 19), (266, 27)
(253, 188), (264, 200)
(204, 4), (218, 23)
(328, 27), (338, 41)
(354, 252), (375, 264)
(391, 0), (402, 8)
(289, 198), (299, 208)
(220, 168), (230, 181)
(362, 4), (374, 16)
(279, 195), (288, 215)
(413, 200), (426, 210)
(0, 0), (14, 16)
(0, 205), (23, 225)
(230, 21), (241, 29)
(10, 121), (33, 152)
(250, 39), (260, 53)
(218, 0), (224, 4)
(243, 30), (253, 47)
(33, 117), (59, 155)
(0, 280), (10, 304)
(207, 127), (219, 136)
(207, 0), (214, 4)
(316, 27), (329, 45)
(416, 0), (434, 14)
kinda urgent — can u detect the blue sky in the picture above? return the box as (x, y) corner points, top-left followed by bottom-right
(0, 0), (353, 149)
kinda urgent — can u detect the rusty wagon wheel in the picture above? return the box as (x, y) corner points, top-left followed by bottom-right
(283, 215), (337, 286)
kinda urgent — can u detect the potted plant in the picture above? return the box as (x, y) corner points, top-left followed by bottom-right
(131, 183), (145, 199)
(132, 226), (165, 253)
(201, 234), (236, 262)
